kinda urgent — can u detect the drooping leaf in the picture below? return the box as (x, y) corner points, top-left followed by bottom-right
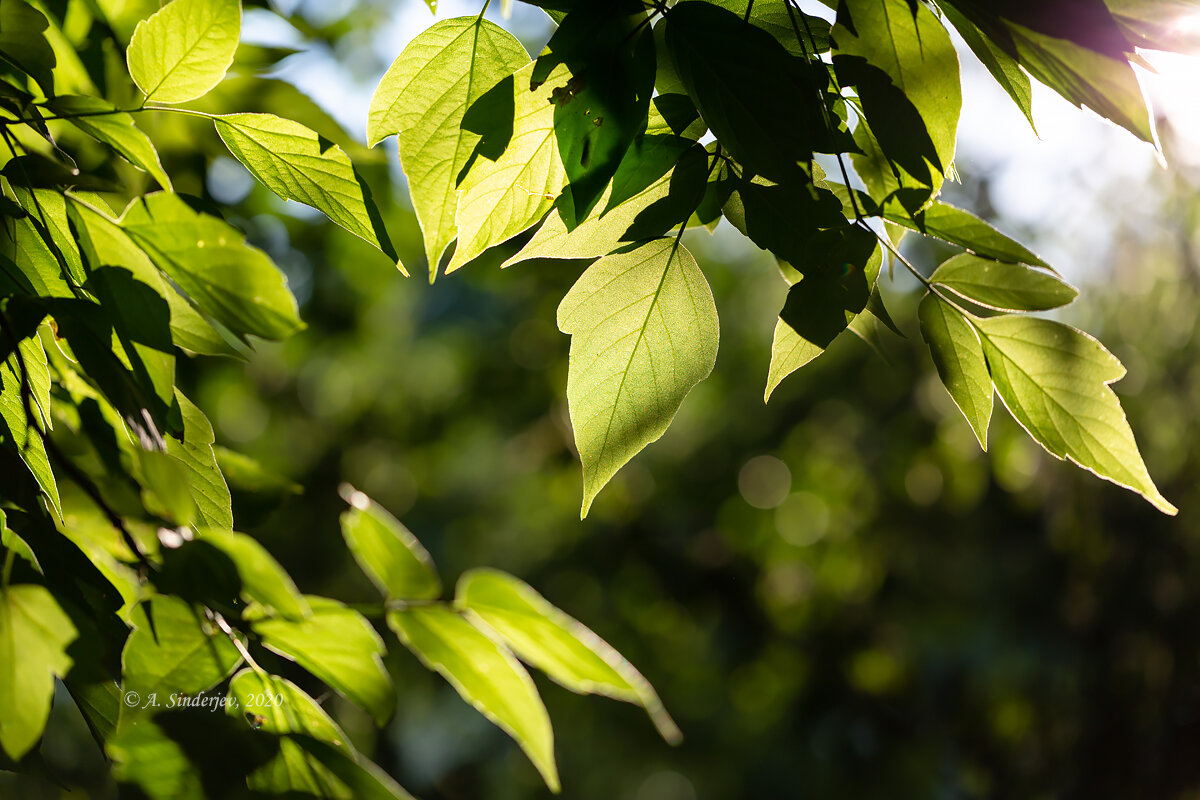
(974, 314), (1175, 514)
(918, 293), (993, 449)
(0, 334), (61, 519)
(252, 597), (394, 726)
(338, 485), (441, 602)
(458, 568), (681, 744)
(199, 530), (309, 620)
(1, 214), (75, 298)
(766, 237), (882, 400)
(938, 2), (1036, 131)
(0, 585), (77, 760)
(664, 1), (832, 182)
(557, 237), (719, 516)
(9, 186), (85, 285)
(930, 254), (1078, 312)
(0, 0), (55, 95)
(120, 595), (242, 721)
(1004, 20), (1151, 141)
(226, 669), (360, 796)
(388, 605), (558, 791)
(368, 16), (529, 276)
(165, 391), (233, 530)
(126, 0), (241, 104)
(447, 61), (572, 273)
(214, 113), (398, 266)
(886, 201), (1052, 269)
(120, 192), (303, 341)
(48, 96), (171, 189)
(834, 0), (961, 201)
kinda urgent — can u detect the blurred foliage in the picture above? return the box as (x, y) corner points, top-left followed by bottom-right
(5, 1), (1200, 798)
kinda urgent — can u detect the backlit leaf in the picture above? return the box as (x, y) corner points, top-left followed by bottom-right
(557, 238), (718, 516)
(214, 113), (397, 266)
(252, 597), (394, 726)
(388, 605), (558, 791)
(930, 254), (1077, 312)
(338, 485), (441, 602)
(448, 61), (572, 273)
(458, 568), (681, 743)
(0, 585), (77, 760)
(127, 0), (241, 104)
(975, 314), (1175, 514)
(368, 16), (529, 276)
(49, 96), (171, 189)
(918, 293), (993, 449)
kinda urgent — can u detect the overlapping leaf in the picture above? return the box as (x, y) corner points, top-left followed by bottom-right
(918, 293), (993, 448)
(214, 113), (397, 266)
(930, 254), (1077, 312)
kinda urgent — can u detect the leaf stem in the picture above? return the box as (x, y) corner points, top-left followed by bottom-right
(1, 547), (14, 589)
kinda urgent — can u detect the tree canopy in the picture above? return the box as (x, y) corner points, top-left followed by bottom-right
(0, 0), (1196, 796)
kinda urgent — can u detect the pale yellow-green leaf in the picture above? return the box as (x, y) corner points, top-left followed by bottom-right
(388, 605), (558, 792)
(457, 568), (681, 743)
(918, 293), (993, 449)
(0, 585), (77, 760)
(126, 0), (240, 103)
(557, 238), (719, 516)
(975, 314), (1175, 514)
(368, 17), (528, 275)
(447, 61), (572, 273)
(214, 113), (399, 267)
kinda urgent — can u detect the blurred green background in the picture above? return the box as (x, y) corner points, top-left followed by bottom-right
(7, 1), (1200, 798)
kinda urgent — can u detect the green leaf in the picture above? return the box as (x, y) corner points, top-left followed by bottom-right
(886, 202), (1051, 269)
(126, 0), (241, 104)
(214, 113), (398, 265)
(705, 0), (833, 55)
(930, 254), (1078, 312)
(1, 214), (75, 298)
(107, 716), (206, 800)
(252, 597), (394, 726)
(1014, 22), (1151, 141)
(938, 3), (1036, 131)
(0, 0), (55, 95)
(834, 0), (960, 199)
(199, 530), (309, 620)
(226, 669), (365, 796)
(9, 187), (85, 285)
(457, 568), (681, 744)
(974, 314), (1175, 514)
(87, 266), (176, 412)
(68, 197), (237, 357)
(766, 239), (882, 401)
(0, 334), (61, 519)
(367, 16), (529, 276)
(533, 6), (656, 224)
(120, 192), (303, 341)
(664, 1), (832, 182)
(338, 485), (440, 602)
(166, 391), (233, 530)
(388, 605), (558, 792)
(120, 595), (242, 720)
(557, 237), (719, 516)
(48, 96), (171, 189)
(286, 736), (417, 800)
(0, 585), (77, 760)
(918, 293), (993, 449)
(137, 448), (197, 525)
(448, 60), (572, 273)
